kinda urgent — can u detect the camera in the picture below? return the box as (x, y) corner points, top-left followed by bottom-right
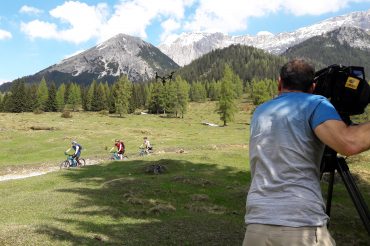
(314, 65), (370, 235)
(313, 64), (370, 116)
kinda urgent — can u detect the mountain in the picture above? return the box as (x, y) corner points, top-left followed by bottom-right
(158, 10), (370, 66)
(283, 26), (370, 76)
(0, 33), (179, 91)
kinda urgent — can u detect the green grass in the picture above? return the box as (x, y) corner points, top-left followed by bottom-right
(0, 100), (369, 245)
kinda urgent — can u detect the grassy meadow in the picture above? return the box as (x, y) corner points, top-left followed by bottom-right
(0, 100), (369, 245)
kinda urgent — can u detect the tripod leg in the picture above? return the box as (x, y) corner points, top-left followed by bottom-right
(337, 157), (370, 235)
(325, 171), (335, 219)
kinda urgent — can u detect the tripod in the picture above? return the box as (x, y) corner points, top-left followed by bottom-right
(321, 147), (370, 235)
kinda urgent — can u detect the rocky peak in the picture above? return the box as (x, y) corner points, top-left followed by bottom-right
(40, 33), (179, 83)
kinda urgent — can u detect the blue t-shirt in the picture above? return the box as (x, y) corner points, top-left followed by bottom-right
(246, 92), (342, 227)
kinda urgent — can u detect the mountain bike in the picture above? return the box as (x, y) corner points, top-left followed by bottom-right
(109, 151), (128, 161)
(138, 147), (153, 156)
(60, 153), (86, 169)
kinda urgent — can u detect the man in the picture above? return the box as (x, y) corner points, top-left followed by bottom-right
(114, 139), (125, 160)
(66, 140), (82, 166)
(244, 59), (370, 245)
(141, 137), (152, 154)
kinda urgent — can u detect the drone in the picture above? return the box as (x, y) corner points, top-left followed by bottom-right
(155, 71), (175, 85)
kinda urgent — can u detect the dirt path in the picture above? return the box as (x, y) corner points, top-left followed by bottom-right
(0, 158), (102, 182)
(0, 150), (170, 182)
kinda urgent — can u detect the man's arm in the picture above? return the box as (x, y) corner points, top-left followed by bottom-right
(314, 120), (370, 156)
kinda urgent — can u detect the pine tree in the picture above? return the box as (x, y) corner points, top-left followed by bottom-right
(7, 79), (27, 113)
(190, 82), (207, 102)
(64, 83), (71, 104)
(36, 77), (49, 111)
(86, 80), (96, 111)
(251, 79), (273, 105)
(103, 82), (111, 109)
(92, 83), (108, 111)
(25, 84), (38, 111)
(232, 71), (244, 98)
(217, 66), (237, 126)
(67, 83), (82, 111)
(129, 84), (139, 113)
(113, 76), (132, 117)
(1, 93), (11, 112)
(163, 82), (177, 115)
(148, 82), (164, 114)
(80, 86), (88, 111)
(46, 82), (57, 112)
(144, 83), (152, 108)
(0, 93), (3, 112)
(174, 76), (189, 118)
(55, 83), (66, 112)
(108, 86), (116, 113)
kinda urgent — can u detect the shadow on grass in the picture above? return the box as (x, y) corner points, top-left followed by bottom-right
(36, 159), (250, 245)
(35, 158), (370, 245)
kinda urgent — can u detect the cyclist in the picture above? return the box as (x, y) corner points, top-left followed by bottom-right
(66, 140), (83, 166)
(110, 139), (125, 160)
(140, 137), (152, 154)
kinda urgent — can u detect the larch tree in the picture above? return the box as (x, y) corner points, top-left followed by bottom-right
(113, 76), (132, 117)
(85, 80), (96, 111)
(55, 83), (66, 112)
(67, 83), (82, 111)
(36, 77), (49, 111)
(174, 76), (189, 118)
(217, 65), (237, 126)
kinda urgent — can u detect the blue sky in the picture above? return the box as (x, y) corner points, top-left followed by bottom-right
(1, 0), (370, 84)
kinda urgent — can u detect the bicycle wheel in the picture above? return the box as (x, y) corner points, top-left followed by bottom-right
(60, 160), (69, 169)
(79, 158), (86, 167)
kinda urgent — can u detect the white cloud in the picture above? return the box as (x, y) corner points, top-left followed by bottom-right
(21, 1), (108, 44)
(19, 0), (370, 44)
(21, 0), (194, 44)
(19, 5), (43, 15)
(282, 0), (350, 15)
(183, 0), (370, 33)
(21, 20), (58, 39)
(98, 0), (194, 42)
(160, 19), (181, 42)
(0, 29), (12, 40)
(49, 1), (108, 43)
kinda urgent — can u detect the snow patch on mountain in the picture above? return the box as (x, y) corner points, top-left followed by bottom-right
(158, 10), (370, 66)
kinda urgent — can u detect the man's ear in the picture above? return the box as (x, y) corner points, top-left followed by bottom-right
(308, 83), (316, 93)
(278, 77), (283, 92)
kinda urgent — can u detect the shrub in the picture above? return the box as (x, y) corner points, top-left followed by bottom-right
(61, 110), (72, 118)
(99, 110), (109, 116)
(33, 108), (44, 114)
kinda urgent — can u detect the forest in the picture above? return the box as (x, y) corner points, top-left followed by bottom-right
(0, 64), (278, 126)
